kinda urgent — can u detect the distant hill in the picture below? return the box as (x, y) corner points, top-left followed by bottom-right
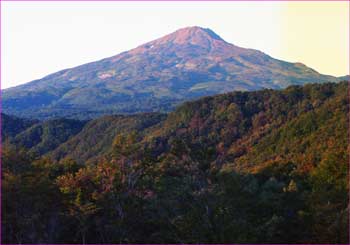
(1, 112), (165, 161)
(11, 118), (86, 155)
(50, 113), (166, 164)
(2, 26), (344, 119)
(1, 113), (38, 141)
(1, 115), (86, 155)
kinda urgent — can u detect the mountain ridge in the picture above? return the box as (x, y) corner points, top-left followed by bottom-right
(2, 26), (344, 119)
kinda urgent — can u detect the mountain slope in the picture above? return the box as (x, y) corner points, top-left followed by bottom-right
(39, 81), (347, 173)
(139, 81), (348, 172)
(2, 26), (340, 119)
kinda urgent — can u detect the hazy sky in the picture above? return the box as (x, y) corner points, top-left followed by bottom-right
(1, 1), (349, 89)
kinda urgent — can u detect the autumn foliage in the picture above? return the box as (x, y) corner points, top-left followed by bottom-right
(2, 82), (349, 243)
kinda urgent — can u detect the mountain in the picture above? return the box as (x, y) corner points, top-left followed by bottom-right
(2, 81), (348, 243)
(2, 26), (342, 119)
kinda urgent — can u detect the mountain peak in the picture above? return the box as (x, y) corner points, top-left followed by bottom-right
(143, 26), (226, 48)
(173, 26), (224, 41)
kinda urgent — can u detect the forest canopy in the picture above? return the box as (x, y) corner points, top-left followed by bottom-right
(1, 81), (349, 243)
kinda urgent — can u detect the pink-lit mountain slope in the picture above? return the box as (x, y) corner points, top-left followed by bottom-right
(2, 26), (343, 119)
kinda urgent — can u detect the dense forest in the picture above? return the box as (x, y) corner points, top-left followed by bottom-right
(1, 81), (349, 243)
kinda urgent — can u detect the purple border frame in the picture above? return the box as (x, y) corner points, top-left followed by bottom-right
(0, 0), (349, 1)
(0, 0), (349, 244)
(1, 0), (3, 243)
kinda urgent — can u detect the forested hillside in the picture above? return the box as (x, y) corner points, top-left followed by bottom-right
(1, 81), (348, 243)
(1, 113), (38, 141)
(50, 113), (166, 164)
(2, 117), (86, 156)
